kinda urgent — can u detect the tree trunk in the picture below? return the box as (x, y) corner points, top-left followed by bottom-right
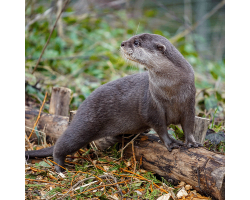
(124, 134), (225, 200)
(194, 116), (210, 144)
(49, 87), (71, 117)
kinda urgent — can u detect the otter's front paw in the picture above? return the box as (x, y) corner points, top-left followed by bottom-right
(185, 140), (202, 148)
(165, 139), (183, 152)
(184, 135), (203, 148)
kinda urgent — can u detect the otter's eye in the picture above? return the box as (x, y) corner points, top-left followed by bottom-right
(134, 40), (139, 46)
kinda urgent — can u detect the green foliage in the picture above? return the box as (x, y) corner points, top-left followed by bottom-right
(35, 160), (52, 168)
(169, 124), (184, 141)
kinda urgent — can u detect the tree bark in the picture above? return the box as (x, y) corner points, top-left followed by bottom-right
(124, 134), (225, 200)
(49, 87), (71, 117)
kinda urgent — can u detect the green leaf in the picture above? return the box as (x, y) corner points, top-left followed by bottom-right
(36, 161), (52, 168)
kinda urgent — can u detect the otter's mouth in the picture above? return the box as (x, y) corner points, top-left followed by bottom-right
(120, 48), (142, 65)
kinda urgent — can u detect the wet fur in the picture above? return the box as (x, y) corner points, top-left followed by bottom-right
(26, 33), (201, 172)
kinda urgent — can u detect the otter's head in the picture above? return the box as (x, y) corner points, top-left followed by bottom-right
(120, 33), (174, 70)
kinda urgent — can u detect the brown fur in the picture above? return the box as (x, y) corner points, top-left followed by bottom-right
(26, 33), (201, 173)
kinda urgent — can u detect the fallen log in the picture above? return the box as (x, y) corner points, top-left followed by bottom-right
(25, 107), (118, 149)
(25, 106), (224, 199)
(25, 106), (69, 143)
(124, 134), (225, 200)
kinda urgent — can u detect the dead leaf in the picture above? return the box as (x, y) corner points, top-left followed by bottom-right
(109, 193), (119, 200)
(178, 181), (186, 187)
(139, 169), (147, 173)
(185, 184), (192, 190)
(125, 161), (131, 167)
(103, 166), (109, 171)
(176, 187), (188, 199)
(134, 190), (142, 195)
(48, 173), (57, 180)
(156, 193), (171, 200)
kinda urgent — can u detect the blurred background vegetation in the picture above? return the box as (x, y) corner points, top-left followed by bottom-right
(25, 0), (225, 131)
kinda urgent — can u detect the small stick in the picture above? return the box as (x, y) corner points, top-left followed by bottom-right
(47, 158), (68, 172)
(25, 178), (63, 186)
(121, 134), (124, 160)
(25, 133), (33, 150)
(25, 126), (47, 136)
(28, 92), (47, 139)
(71, 180), (130, 198)
(121, 169), (169, 194)
(70, 171), (104, 187)
(43, 158), (54, 167)
(31, 0), (70, 74)
(119, 133), (141, 153)
(132, 141), (136, 174)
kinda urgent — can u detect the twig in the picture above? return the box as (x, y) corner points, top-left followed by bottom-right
(25, 178), (63, 186)
(119, 133), (141, 153)
(70, 180), (129, 198)
(25, 7), (53, 30)
(31, 0), (70, 74)
(58, 177), (99, 200)
(70, 171), (104, 188)
(25, 126), (47, 136)
(132, 141), (136, 174)
(121, 134), (124, 160)
(43, 159), (54, 167)
(47, 158), (68, 172)
(25, 133), (33, 150)
(121, 169), (169, 194)
(170, 0), (225, 44)
(56, 0), (64, 38)
(195, 87), (211, 98)
(104, 174), (123, 198)
(28, 92), (47, 139)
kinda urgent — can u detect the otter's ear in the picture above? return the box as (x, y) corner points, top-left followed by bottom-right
(156, 43), (166, 53)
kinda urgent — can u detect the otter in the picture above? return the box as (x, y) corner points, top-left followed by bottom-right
(25, 33), (201, 173)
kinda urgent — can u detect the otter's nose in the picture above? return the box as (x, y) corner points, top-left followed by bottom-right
(121, 42), (125, 47)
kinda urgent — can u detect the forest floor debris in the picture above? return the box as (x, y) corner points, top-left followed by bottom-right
(25, 145), (212, 200)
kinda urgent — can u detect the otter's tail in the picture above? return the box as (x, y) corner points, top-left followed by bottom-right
(25, 146), (54, 158)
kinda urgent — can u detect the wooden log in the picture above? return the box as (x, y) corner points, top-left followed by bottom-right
(194, 117), (210, 144)
(25, 106), (69, 143)
(25, 107), (117, 150)
(124, 134), (225, 200)
(25, 106), (223, 199)
(49, 87), (71, 117)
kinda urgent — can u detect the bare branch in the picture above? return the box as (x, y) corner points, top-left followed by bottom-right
(32, 0), (70, 74)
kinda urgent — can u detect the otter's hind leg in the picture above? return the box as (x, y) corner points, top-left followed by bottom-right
(52, 127), (93, 173)
(181, 113), (202, 148)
